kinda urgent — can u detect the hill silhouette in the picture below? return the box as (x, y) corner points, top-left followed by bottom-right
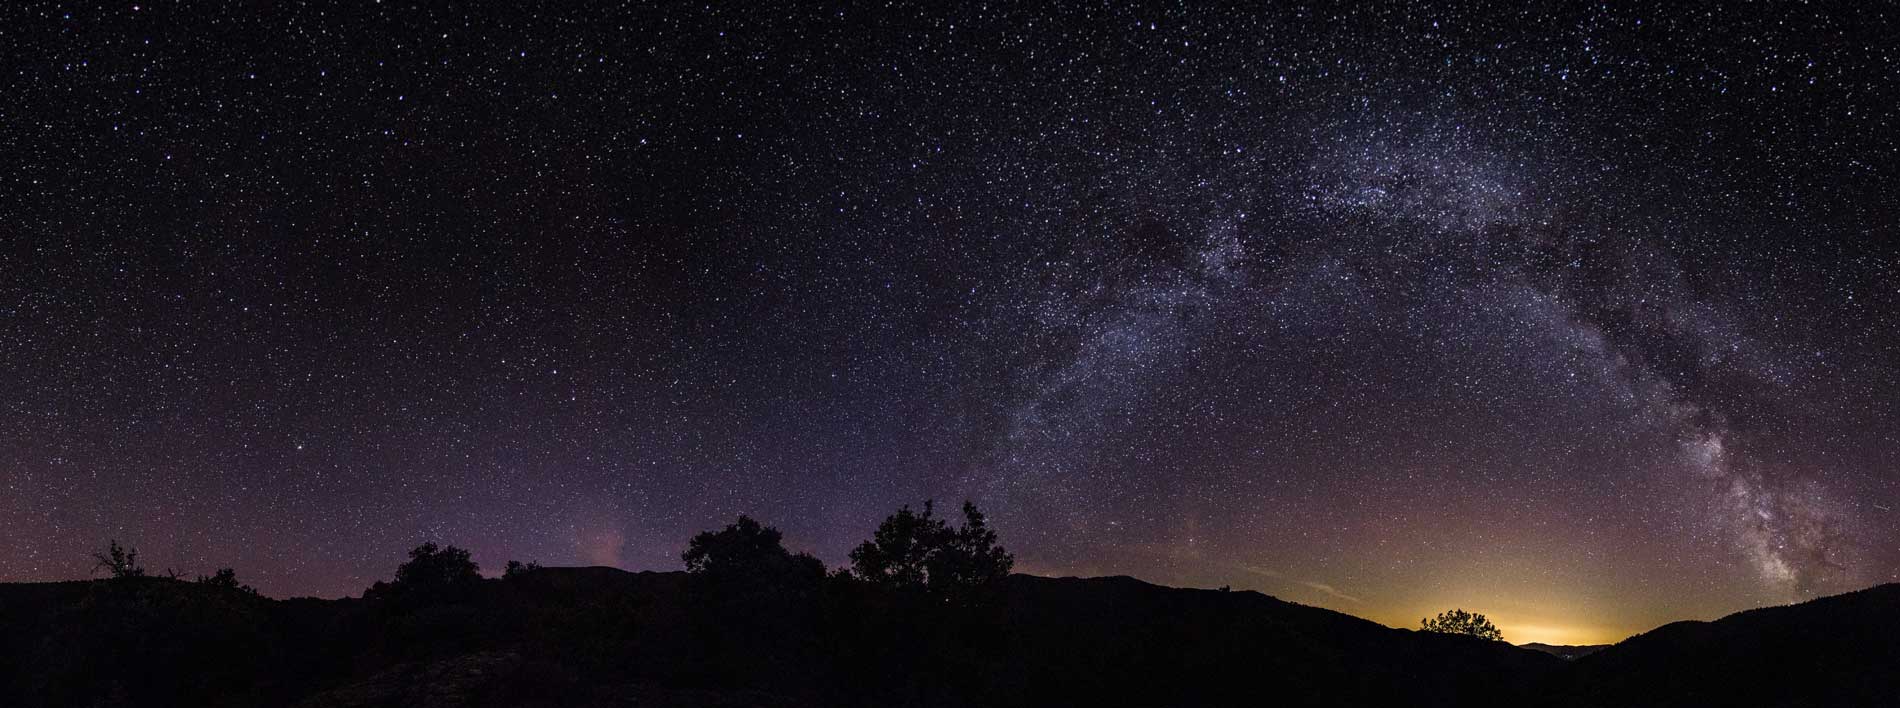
(1557, 583), (1900, 707)
(1520, 643), (1609, 660)
(2, 567), (1897, 706)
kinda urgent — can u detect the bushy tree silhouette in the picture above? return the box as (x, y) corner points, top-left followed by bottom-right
(849, 501), (1013, 600)
(395, 542), (481, 588)
(1421, 609), (1504, 641)
(930, 502), (1013, 594)
(196, 568), (258, 595)
(90, 540), (145, 579)
(683, 515), (824, 589)
(502, 560), (542, 580)
(849, 503), (936, 588)
(367, 542), (483, 605)
(679, 516), (826, 686)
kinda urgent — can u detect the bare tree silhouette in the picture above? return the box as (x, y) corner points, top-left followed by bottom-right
(89, 540), (145, 579)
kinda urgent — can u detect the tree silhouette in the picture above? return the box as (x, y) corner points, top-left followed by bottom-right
(848, 503), (937, 588)
(397, 542), (480, 585)
(680, 515), (826, 685)
(929, 502), (1014, 594)
(502, 559), (542, 580)
(849, 501), (1013, 600)
(90, 540), (145, 579)
(371, 542), (483, 604)
(1420, 609), (1503, 641)
(682, 515), (824, 588)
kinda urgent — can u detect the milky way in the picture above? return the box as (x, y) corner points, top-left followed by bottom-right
(1304, 125), (1863, 595)
(2, 1), (1896, 642)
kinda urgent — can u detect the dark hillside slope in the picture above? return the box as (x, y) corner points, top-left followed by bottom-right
(991, 575), (1561, 707)
(1561, 583), (1900, 707)
(0, 578), (302, 706)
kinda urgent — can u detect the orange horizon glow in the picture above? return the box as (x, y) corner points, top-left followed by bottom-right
(1014, 558), (1790, 648)
(1359, 604), (1640, 647)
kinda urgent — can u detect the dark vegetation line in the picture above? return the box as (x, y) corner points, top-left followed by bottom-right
(356, 500), (1015, 608)
(6, 502), (1702, 708)
(84, 500), (1497, 640)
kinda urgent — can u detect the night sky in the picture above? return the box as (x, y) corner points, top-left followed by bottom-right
(4, 2), (1898, 645)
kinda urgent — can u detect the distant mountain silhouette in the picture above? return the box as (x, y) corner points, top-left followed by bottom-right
(1557, 583), (1900, 707)
(1520, 642), (1609, 660)
(2, 570), (1895, 707)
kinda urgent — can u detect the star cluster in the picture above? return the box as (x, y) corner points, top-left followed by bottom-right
(2, 2), (1896, 644)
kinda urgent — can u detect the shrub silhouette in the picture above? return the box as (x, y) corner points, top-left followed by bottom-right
(849, 501), (1013, 601)
(196, 568), (258, 595)
(90, 540), (145, 579)
(1421, 608), (1504, 640)
(502, 560), (542, 580)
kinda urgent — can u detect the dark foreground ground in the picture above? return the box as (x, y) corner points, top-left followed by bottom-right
(1, 570), (1895, 707)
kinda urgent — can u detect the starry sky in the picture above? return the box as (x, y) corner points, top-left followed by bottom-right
(4, 2), (1898, 645)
